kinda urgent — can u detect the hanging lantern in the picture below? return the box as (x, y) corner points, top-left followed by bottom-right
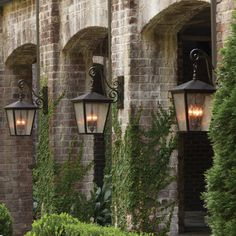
(4, 100), (39, 136)
(4, 80), (48, 136)
(71, 64), (123, 135)
(170, 48), (216, 132)
(72, 92), (112, 134)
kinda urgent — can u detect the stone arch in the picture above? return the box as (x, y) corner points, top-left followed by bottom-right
(140, 0), (210, 34)
(63, 26), (108, 55)
(60, 26), (109, 189)
(134, 1), (212, 234)
(5, 43), (36, 67)
(1, 44), (37, 235)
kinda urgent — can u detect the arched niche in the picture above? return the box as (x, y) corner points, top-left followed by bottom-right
(61, 26), (109, 189)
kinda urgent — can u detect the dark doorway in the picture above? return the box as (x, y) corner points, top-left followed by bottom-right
(177, 7), (213, 234)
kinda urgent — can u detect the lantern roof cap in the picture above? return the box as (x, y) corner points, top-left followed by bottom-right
(71, 91), (113, 103)
(171, 79), (216, 93)
(4, 100), (39, 110)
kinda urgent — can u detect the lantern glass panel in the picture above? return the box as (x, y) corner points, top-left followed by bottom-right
(14, 109), (35, 135)
(173, 93), (187, 131)
(85, 103), (109, 134)
(187, 93), (213, 131)
(6, 110), (15, 135)
(74, 102), (85, 133)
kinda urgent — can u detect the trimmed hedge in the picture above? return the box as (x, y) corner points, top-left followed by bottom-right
(0, 203), (13, 236)
(25, 213), (152, 236)
(203, 9), (236, 236)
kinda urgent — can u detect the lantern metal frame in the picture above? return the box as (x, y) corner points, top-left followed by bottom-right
(170, 48), (216, 132)
(4, 79), (48, 136)
(71, 64), (123, 135)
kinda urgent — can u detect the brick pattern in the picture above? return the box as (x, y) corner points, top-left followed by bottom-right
(2, 0), (36, 62)
(0, 0), (235, 235)
(216, 0), (235, 51)
(0, 64), (34, 235)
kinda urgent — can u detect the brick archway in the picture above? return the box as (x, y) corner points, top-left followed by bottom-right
(141, 0), (210, 35)
(5, 43), (36, 67)
(138, 1), (211, 235)
(61, 26), (109, 188)
(1, 43), (37, 236)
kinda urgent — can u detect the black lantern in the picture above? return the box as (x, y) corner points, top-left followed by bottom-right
(72, 64), (123, 134)
(4, 100), (39, 136)
(170, 49), (216, 132)
(72, 92), (112, 134)
(4, 80), (48, 136)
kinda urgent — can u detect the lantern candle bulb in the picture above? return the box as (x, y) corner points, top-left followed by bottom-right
(87, 114), (98, 132)
(188, 105), (203, 118)
(16, 119), (26, 127)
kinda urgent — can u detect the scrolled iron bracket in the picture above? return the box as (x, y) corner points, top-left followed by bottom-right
(18, 79), (48, 114)
(89, 65), (124, 109)
(190, 48), (216, 85)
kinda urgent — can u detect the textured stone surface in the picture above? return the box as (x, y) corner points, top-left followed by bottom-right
(0, 0), (234, 235)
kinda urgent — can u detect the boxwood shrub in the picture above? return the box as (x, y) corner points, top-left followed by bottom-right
(0, 202), (13, 236)
(25, 213), (152, 236)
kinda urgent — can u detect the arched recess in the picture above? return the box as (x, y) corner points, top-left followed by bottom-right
(141, 1), (210, 35)
(5, 43), (36, 67)
(61, 26), (109, 189)
(139, 1), (212, 235)
(2, 43), (37, 235)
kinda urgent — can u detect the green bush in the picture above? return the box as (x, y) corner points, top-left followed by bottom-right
(112, 107), (176, 234)
(0, 203), (13, 236)
(93, 175), (112, 226)
(203, 9), (236, 236)
(25, 213), (153, 236)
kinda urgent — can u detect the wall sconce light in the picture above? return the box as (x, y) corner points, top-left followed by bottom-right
(170, 48), (216, 132)
(4, 80), (48, 136)
(72, 63), (124, 134)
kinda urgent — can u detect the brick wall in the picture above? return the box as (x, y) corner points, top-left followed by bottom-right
(0, 0), (235, 235)
(0, 64), (34, 235)
(216, 0), (235, 51)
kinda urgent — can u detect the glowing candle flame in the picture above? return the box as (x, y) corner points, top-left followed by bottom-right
(87, 114), (98, 132)
(188, 105), (203, 118)
(16, 119), (26, 126)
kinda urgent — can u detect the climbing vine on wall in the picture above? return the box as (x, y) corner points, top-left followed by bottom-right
(33, 87), (94, 221)
(112, 106), (176, 234)
(33, 91), (65, 217)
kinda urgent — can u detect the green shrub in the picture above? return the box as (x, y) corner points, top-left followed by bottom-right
(112, 107), (176, 234)
(203, 9), (236, 236)
(0, 203), (13, 236)
(25, 213), (153, 236)
(93, 175), (112, 226)
(54, 141), (93, 222)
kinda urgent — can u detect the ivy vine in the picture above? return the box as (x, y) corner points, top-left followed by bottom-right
(112, 106), (176, 235)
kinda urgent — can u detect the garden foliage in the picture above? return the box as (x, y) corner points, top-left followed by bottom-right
(0, 202), (13, 236)
(204, 10), (236, 236)
(24, 213), (153, 236)
(54, 141), (93, 222)
(112, 106), (176, 234)
(33, 91), (93, 221)
(33, 91), (111, 225)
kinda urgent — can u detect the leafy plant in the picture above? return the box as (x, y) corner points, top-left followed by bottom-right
(33, 92), (65, 217)
(93, 175), (112, 226)
(25, 213), (153, 236)
(54, 140), (93, 222)
(112, 106), (176, 234)
(0, 203), (13, 236)
(203, 9), (236, 236)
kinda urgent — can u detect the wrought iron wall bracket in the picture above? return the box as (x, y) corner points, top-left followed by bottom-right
(89, 65), (124, 109)
(190, 48), (215, 85)
(18, 79), (48, 114)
